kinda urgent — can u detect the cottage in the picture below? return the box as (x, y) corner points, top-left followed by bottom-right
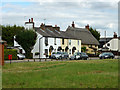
(65, 22), (99, 55)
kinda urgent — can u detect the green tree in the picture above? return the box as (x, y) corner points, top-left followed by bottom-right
(1, 25), (24, 46)
(15, 30), (37, 58)
(81, 47), (86, 52)
(89, 27), (100, 41)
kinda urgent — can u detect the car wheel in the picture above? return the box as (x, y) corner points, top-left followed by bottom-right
(59, 56), (62, 60)
(102, 57), (104, 59)
(17, 57), (20, 60)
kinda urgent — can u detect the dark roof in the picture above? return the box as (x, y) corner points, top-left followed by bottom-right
(35, 27), (79, 40)
(34, 26), (99, 45)
(99, 37), (113, 42)
(65, 27), (99, 45)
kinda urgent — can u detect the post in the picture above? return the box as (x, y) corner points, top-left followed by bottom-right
(0, 41), (6, 66)
(39, 37), (43, 62)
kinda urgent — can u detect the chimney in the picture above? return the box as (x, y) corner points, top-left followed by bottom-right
(55, 25), (57, 27)
(85, 24), (89, 30)
(53, 25), (60, 31)
(40, 23), (45, 30)
(29, 19), (30, 22)
(31, 18), (33, 22)
(72, 21), (75, 28)
(113, 32), (117, 38)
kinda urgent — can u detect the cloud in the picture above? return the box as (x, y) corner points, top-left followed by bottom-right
(1, 1), (118, 37)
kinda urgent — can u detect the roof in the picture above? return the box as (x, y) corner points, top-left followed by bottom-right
(0, 40), (6, 44)
(34, 26), (99, 45)
(99, 37), (113, 42)
(65, 26), (99, 45)
(35, 27), (80, 40)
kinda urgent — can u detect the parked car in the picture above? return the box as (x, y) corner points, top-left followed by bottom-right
(70, 52), (89, 60)
(51, 52), (69, 59)
(17, 54), (25, 60)
(99, 52), (114, 59)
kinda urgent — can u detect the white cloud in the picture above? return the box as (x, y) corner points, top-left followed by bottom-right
(1, 1), (118, 37)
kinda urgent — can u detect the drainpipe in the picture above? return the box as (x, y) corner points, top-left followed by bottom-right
(39, 37), (43, 61)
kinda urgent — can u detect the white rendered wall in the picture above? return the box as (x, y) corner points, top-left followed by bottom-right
(14, 36), (25, 53)
(103, 38), (120, 51)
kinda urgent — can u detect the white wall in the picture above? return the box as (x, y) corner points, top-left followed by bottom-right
(103, 38), (120, 51)
(14, 36), (25, 53)
(31, 31), (61, 58)
(25, 23), (33, 30)
(68, 39), (81, 56)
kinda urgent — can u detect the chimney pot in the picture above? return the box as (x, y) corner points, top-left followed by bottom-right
(113, 32), (117, 38)
(72, 21), (75, 28)
(29, 19), (30, 22)
(31, 18), (33, 22)
(85, 24), (89, 30)
(55, 25), (57, 27)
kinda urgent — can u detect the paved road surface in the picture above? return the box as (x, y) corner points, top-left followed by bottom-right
(4, 57), (101, 63)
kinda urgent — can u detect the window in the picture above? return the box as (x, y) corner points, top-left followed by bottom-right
(69, 49), (71, 54)
(62, 38), (64, 45)
(107, 43), (110, 46)
(89, 45), (92, 47)
(45, 37), (48, 46)
(45, 49), (48, 55)
(69, 40), (71, 45)
(78, 40), (79, 45)
(54, 38), (56, 45)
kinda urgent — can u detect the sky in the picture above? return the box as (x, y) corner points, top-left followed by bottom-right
(0, 0), (120, 37)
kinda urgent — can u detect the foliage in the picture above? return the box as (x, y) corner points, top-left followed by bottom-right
(81, 47), (86, 52)
(1, 25), (24, 46)
(89, 27), (100, 41)
(15, 30), (37, 59)
(2, 59), (118, 88)
(4, 49), (17, 60)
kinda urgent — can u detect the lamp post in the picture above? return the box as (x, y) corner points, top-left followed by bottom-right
(39, 37), (43, 61)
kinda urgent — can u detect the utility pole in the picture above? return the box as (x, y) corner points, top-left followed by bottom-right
(105, 30), (107, 49)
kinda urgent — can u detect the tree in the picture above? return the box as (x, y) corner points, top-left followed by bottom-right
(15, 30), (37, 58)
(81, 47), (86, 52)
(1, 25), (24, 46)
(89, 27), (100, 41)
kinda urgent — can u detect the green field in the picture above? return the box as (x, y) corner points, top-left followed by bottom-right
(2, 59), (118, 88)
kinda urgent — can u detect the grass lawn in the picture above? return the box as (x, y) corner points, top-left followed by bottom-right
(2, 59), (118, 88)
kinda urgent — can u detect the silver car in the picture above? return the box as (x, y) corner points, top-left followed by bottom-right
(17, 54), (25, 60)
(51, 52), (69, 59)
(70, 52), (88, 60)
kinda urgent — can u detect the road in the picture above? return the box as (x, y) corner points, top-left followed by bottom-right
(4, 57), (100, 63)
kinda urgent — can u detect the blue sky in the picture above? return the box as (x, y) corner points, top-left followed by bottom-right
(1, 0), (119, 37)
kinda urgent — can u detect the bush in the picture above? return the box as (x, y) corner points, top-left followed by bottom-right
(4, 49), (17, 60)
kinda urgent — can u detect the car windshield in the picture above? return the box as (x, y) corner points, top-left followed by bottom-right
(81, 52), (87, 55)
(56, 52), (61, 54)
(74, 52), (81, 55)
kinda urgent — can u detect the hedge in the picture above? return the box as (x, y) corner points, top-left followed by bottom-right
(4, 49), (17, 60)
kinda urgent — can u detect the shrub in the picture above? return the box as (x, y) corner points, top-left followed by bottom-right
(4, 49), (17, 60)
